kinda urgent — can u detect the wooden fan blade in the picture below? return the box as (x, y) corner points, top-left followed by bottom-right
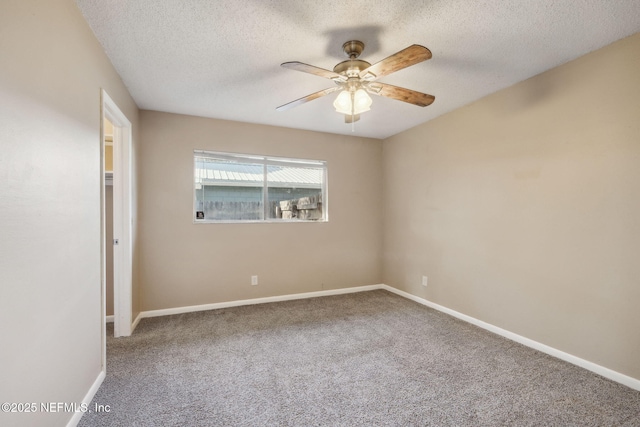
(276, 86), (341, 111)
(359, 45), (432, 81)
(281, 62), (346, 82)
(368, 83), (435, 107)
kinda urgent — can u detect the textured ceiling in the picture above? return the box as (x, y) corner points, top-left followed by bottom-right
(76, 1), (640, 139)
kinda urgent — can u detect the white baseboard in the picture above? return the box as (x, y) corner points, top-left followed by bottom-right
(106, 314), (141, 331)
(380, 284), (640, 392)
(139, 284), (384, 319)
(66, 369), (106, 427)
(131, 312), (142, 332)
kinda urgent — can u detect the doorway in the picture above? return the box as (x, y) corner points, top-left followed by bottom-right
(104, 117), (115, 326)
(101, 90), (133, 344)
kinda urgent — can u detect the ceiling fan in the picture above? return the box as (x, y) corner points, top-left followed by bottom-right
(276, 40), (435, 123)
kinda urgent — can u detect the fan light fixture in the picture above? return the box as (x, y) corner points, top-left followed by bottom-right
(333, 88), (372, 116)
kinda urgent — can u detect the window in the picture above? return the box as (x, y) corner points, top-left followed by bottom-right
(194, 151), (327, 222)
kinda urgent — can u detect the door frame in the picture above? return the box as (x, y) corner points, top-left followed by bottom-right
(101, 89), (133, 340)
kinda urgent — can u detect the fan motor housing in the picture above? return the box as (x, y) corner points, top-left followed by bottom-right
(333, 59), (371, 77)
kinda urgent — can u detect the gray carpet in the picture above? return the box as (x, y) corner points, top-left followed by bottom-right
(80, 290), (640, 426)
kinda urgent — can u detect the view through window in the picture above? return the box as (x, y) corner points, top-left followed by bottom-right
(194, 151), (327, 222)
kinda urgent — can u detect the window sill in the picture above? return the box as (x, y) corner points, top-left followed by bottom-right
(193, 219), (328, 224)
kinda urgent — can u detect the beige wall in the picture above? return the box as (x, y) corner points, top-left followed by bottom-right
(105, 145), (114, 172)
(138, 111), (383, 311)
(0, 1), (139, 426)
(382, 33), (640, 380)
(104, 119), (114, 171)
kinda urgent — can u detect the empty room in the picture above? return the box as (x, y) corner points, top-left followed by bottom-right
(1, 1), (639, 426)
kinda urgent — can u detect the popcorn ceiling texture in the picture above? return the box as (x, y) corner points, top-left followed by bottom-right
(76, 1), (640, 139)
(79, 290), (640, 426)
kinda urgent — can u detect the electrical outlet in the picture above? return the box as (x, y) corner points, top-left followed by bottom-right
(421, 276), (428, 287)
(251, 275), (258, 286)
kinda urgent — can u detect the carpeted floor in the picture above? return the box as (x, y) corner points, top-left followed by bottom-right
(80, 290), (640, 426)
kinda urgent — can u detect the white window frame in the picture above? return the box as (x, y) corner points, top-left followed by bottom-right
(193, 150), (328, 223)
